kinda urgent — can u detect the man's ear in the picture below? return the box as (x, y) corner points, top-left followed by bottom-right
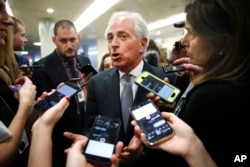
(139, 38), (148, 53)
(52, 36), (56, 44)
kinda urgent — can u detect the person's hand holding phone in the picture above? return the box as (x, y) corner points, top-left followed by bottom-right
(28, 97), (70, 167)
(132, 112), (217, 167)
(119, 131), (145, 164)
(146, 77), (176, 112)
(34, 82), (80, 113)
(173, 57), (203, 76)
(83, 115), (121, 165)
(66, 137), (121, 167)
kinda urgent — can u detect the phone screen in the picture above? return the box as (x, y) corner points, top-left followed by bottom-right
(84, 115), (120, 165)
(130, 100), (174, 145)
(142, 75), (174, 99)
(162, 64), (184, 73)
(34, 83), (80, 112)
(135, 71), (181, 103)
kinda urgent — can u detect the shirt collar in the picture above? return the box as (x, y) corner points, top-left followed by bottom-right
(119, 60), (144, 79)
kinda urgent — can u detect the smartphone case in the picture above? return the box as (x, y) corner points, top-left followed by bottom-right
(34, 82), (81, 112)
(130, 99), (174, 145)
(79, 64), (97, 75)
(134, 71), (181, 103)
(84, 115), (121, 165)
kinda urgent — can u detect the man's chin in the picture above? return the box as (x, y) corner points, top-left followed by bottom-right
(64, 54), (76, 58)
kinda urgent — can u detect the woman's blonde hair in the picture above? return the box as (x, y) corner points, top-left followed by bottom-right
(0, 25), (18, 85)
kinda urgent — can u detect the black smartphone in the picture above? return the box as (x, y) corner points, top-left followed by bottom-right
(130, 99), (174, 145)
(68, 77), (82, 83)
(84, 115), (121, 166)
(34, 82), (81, 112)
(78, 64), (97, 75)
(174, 41), (184, 50)
(19, 65), (44, 69)
(162, 64), (184, 73)
(134, 71), (181, 104)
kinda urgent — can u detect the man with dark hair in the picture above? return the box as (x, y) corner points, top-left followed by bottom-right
(32, 19), (91, 166)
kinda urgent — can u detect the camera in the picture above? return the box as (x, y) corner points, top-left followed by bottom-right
(174, 41), (184, 50)
(173, 21), (185, 28)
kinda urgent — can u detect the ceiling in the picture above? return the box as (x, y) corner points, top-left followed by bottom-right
(8, 0), (187, 56)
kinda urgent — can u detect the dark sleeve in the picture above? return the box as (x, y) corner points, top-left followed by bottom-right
(31, 61), (52, 98)
(82, 77), (97, 137)
(182, 83), (250, 166)
(15, 54), (30, 66)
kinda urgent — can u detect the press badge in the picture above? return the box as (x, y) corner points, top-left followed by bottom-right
(77, 90), (85, 102)
(19, 130), (29, 154)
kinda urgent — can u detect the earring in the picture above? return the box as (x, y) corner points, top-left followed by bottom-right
(219, 50), (224, 55)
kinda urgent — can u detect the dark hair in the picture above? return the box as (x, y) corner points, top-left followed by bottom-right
(99, 53), (111, 72)
(185, 0), (250, 84)
(54, 19), (76, 36)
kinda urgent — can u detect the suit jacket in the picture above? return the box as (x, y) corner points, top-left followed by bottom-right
(83, 61), (178, 166)
(14, 53), (30, 66)
(31, 49), (91, 166)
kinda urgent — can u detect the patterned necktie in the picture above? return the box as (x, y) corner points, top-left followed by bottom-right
(121, 74), (133, 132)
(68, 59), (78, 78)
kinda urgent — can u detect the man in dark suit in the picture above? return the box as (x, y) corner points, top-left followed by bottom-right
(32, 19), (91, 167)
(83, 11), (179, 167)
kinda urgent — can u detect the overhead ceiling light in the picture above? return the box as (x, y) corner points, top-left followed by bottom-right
(33, 42), (41, 46)
(15, 51), (29, 55)
(47, 8), (54, 14)
(156, 31), (161, 35)
(74, 0), (120, 32)
(6, 1), (13, 16)
(148, 13), (186, 31)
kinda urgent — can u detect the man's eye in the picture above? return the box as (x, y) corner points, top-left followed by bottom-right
(70, 39), (76, 43)
(107, 36), (113, 42)
(120, 34), (127, 40)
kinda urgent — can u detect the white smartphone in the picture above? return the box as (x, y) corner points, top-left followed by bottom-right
(130, 99), (174, 145)
(134, 71), (181, 103)
(84, 115), (121, 165)
(34, 82), (80, 112)
(162, 64), (184, 73)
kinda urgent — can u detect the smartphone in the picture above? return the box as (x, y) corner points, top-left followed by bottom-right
(68, 77), (81, 83)
(174, 41), (184, 50)
(162, 64), (184, 73)
(78, 64), (97, 75)
(34, 82), (81, 112)
(84, 115), (121, 165)
(19, 65), (44, 69)
(130, 99), (174, 145)
(134, 71), (181, 103)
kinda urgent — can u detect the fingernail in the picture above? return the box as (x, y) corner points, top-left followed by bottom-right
(66, 96), (70, 101)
